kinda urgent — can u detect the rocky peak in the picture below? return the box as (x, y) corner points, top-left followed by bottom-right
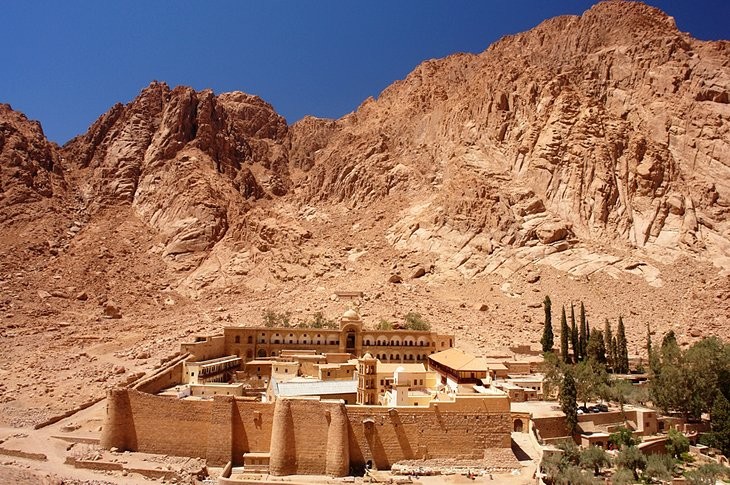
(60, 82), (294, 262)
(0, 104), (64, 212)
(63, 81), (291, 203)
(0, 1), (727, 321)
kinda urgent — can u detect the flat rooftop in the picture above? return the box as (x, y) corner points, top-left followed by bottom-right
(273, 378), (358, 397)
(377, 362), (428, 374)
(511, 401), (565, 418)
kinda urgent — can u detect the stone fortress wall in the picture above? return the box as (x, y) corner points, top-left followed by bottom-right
(101, 388), (511, 476)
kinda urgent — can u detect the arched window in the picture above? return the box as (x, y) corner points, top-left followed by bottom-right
(234, 336), (240, 344)
(247, 335), (253, 344)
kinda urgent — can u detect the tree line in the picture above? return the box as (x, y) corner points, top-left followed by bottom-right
(542, 294), (730, 459)
(541, 295), (629, 373)
(542, 429), (726, 485)
(649, 330), (730, 457)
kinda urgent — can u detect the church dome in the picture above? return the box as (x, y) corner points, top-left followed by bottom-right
(342, 309), (359, 320)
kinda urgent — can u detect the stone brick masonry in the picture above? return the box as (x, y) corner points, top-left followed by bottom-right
(101, 389), (511, 476)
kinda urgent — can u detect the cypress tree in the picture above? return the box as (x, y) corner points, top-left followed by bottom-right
(617, 316), (629, 373)
(570, 303), (579, 362)
(647, 323), (659, 375)
(560, 305), (570, 363)
(646, 323), (652, 356)
(711, 392), (730, 457)
(561, 369), (579, 435)
(541, 295), (554, 353)
(605, 318), (615, 372)
(587, 329), (607, 364)
(579, 302), (588, 361)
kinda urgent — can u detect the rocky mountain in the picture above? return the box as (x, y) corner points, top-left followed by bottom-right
(62, 83), (291, 266)
(294, 1), (730, 282)
(0, 0), (729, 426)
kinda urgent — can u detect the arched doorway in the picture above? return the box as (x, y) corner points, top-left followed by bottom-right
(346, 331), (356, 352)
(257, 349), (267, 358)
(514, 419), (524, 433)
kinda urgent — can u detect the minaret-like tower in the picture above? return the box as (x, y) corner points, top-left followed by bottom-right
(357, 353), (378, 405)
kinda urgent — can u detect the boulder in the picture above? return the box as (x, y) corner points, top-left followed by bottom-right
(103, 301), (122, 319)
(411, 266), (426, 279)
(535, 221), (569, 244)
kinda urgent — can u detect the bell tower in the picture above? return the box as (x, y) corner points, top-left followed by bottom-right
(357, 353), (377, 405)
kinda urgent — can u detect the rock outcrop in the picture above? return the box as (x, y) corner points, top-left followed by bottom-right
(62, 83), (291, 263)
(0, 104), (65, 218)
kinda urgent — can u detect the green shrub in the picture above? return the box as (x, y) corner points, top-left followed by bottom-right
(666, 428), (690, 459)
(404, 312), (430, 331)
(644, 453), (674, 482)
(262, 309), (292, 327)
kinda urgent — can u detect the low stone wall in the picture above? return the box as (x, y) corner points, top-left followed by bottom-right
(33, 396), (105, 430)
(532, 416), (570, 441)
(0, 447), (47, 461)
(133, 354), (187, 394)
(65, 456), (180, 480)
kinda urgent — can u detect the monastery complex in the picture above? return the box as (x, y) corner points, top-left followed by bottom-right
(99, 303), (669, 482)
(100, 307), (523, 478)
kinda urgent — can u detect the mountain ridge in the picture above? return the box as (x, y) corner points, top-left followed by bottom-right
(0, 0), (729, 426)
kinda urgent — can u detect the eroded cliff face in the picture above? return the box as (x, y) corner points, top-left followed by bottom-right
(62, 83), (291, 266)
(0, 103), (65, 219)
(295, 1), (730, 278)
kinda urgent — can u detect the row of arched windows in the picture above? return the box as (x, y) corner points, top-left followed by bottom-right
(231, 333), (442, 348)
(363, 338), (432, 347)
(373, 353), (432, 362)
(233, 334), (338, 346)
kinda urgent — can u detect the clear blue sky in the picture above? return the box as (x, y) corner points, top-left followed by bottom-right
(2, 1), (728, 144)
